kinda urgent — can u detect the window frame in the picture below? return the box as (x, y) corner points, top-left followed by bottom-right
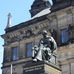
(11, 47), (19, 61)
(26, 42), (33, 58)
(60, 28), (70, 45)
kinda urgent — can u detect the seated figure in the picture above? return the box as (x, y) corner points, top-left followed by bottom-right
(32, 30), (57, 62)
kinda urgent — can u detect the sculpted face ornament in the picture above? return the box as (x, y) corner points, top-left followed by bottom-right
(32, 30), (57, 62)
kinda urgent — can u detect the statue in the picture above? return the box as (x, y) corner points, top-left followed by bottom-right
(32, 30), (57, 62)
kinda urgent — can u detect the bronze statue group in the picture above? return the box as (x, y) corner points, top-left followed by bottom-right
(32, 30), (57, 62)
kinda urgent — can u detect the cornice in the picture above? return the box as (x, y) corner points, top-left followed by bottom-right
(5, 15), (47, 33)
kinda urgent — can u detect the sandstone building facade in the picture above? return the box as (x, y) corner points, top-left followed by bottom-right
(1, 0), (74, 74)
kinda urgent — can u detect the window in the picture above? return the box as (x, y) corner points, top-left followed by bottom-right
(12, 47), (19, 61)
(26, 43), (32, 57)
(60, 28), (69, 44)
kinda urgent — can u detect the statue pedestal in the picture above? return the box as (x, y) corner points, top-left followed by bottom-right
(23, 61), (61, 74)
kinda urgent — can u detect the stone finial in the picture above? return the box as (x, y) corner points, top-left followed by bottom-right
(6, 13), (12, 29)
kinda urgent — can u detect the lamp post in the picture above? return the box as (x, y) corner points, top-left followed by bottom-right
(11, 64), (12, 74)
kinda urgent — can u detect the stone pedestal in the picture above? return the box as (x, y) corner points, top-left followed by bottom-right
(23, 61), (61, 74)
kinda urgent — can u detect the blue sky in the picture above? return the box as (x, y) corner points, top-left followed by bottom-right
(0, 0), (52, 74)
